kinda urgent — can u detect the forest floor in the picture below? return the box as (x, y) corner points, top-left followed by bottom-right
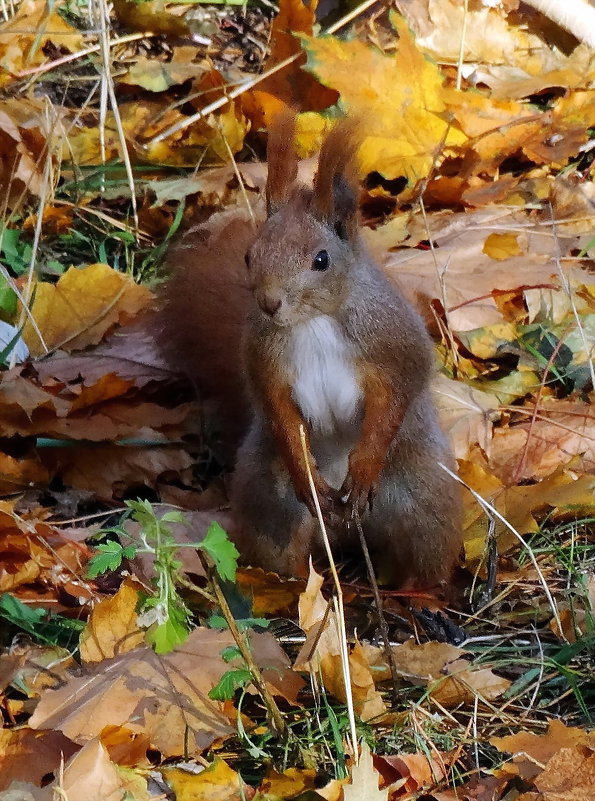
(0, 0), (593, 799)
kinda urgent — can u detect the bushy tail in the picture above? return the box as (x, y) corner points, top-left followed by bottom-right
(157, 208), (256, 457)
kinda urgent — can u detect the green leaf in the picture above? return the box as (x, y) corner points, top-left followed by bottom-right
(145, 604), (190, 654)
(87, 541), (137, 577)
(200, 522), (239, 582)
(221, 645), (242, 663)
(208, 668), (252, 701)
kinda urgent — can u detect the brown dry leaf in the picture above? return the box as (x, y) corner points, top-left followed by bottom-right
(29, 626), (299, 756)
(0, 452), (50, 496)
(432, 375), (501, 460)
(344, 742), (388, 801)
(381, 207), (587, 332)
(0, 728), (78, 791)
(486, 400), (595, 483)
(99, 726), (151, 768)
(491, 719), (595, 782)
(0, 0), (83, 78)
(294, 566), (386, 721)
(30, 316), (176, 389)
(79, 580), (145, 663)
(6, 641), (74, 697)
(368, 640), (510, 707)
(56, 738), (148, 801)
(375, 752), (448, 797)
(28, 630), (236, 756)
(163, 759), (245, 801)
(300, 16), (466, 185)
(22, 264), (153, 356)
(244, 0), (336, 127)
(533, 745), (595, 801)
(44, 444), (194, 502)
(0, 98), (59, 200)
(237, 568), (305, 617)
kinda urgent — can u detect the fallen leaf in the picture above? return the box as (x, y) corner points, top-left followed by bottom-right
(56, 738), (148, 801)
(301, 16), (466, 185)
(483, 232), (523, 260)
(0, 0), (83, 78)
(0, 728), (78, 791)
(294, 566), (386, 721)
(433, 375), (501, 460)
(29, 631), (236, 756)
(163, 759), (245, 801)
(22, 264), (153, 356)
(79, 580), (145, 663)
(344, 741), (388, 801)
(491, 719), (595, 781)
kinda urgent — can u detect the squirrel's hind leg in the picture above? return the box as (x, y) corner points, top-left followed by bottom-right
(365, 453), (462, 590)
(230, 426), (318, 578)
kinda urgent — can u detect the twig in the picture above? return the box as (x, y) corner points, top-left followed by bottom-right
(207, 564), (288, 737)
(437, 461), (564, 639)
(148, 0), (383, 146)
(299, 424), (359, 764)
(351, 507), (400, 703)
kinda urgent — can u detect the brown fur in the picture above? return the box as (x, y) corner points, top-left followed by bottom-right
(158, 118), (462, 588)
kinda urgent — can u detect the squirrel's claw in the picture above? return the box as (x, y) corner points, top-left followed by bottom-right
(340, 474), (375, 519)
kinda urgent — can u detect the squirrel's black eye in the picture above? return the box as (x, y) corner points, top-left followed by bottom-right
(244, 252), (250, 270)
(312, 250), (329, 271)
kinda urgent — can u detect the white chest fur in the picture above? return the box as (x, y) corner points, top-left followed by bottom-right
(289, 315), (362, 436)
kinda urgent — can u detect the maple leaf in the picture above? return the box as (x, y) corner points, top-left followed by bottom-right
(300, 14), (466, 185)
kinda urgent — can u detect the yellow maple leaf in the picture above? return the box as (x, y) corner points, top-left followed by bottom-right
(299, 13), (466, 184)
(22, 263), (153, 356)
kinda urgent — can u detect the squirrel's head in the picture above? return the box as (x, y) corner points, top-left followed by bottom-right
(245, 114), (361, 327)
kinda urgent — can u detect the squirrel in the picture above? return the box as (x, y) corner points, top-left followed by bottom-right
(158, 114), (462, 589)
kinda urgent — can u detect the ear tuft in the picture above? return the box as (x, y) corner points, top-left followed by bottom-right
(312, 119), (360, 239)
(265, 109), (299, 217)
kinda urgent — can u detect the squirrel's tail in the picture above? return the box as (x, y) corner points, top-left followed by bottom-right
(157, 208), (256, 458)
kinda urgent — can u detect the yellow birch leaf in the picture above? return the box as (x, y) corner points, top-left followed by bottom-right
(483, 232), (523, 260)
(22, 263), (153, 356)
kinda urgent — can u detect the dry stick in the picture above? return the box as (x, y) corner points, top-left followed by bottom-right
(15, 34), (149, 78)
(351, 506), (400, 703)
(437, 461), (564, 639)
(299, 424), (359, 765)
(96, 0), (138, 231)
(455, 0), (469, 91)
(148, 0), (383, 146)
(207, 563), (288, 737)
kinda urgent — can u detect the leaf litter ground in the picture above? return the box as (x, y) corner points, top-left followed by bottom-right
(0, 0), (594, 799)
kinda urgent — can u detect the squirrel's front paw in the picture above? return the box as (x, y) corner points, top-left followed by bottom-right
(340, 457), (377, 518)
(298, 479), (342, 526)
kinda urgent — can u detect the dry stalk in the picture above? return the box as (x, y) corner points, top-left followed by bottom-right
(206, 562), (288, 737)
(299, 424), (359, 764)
(437, 461), (564, 638)
(351, 507), (400, 703)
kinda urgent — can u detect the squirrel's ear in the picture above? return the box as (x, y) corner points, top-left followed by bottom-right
(312, 119), (360, 240)
(266, 110), (298, 217)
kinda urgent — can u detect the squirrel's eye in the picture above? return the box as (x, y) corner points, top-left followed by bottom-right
(312, 250), (329, 271)
(244, 252), (250, 270)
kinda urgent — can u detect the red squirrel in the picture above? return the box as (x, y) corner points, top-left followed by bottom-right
(159, 115), (462, 588)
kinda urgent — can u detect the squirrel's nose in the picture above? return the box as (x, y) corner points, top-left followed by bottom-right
(258, 291), (283, 317)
